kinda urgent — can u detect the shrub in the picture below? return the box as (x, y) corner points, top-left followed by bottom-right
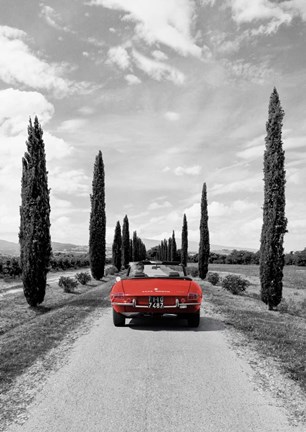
(75, 272), (92, 285)
(187, 267), (199, 278)
(58, 276), (78, 293)
(105, 265), (118, 276)
(222, 274), (249, 295)
(207, 272), (220, 285)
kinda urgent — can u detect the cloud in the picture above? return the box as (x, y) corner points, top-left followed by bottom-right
(49, 168), (90, 196)
(40, 5), (73, 33)
(211, 175), (262, 196)
(125, 74), (141, 85)
(132, 50), (185, 85)
(0, 88), (54, 135)
(44, 133), (73, 160)
(0, 25), (90, 98)
(226, 0), (306, 34)
(223, 59), (273, 84)
(152, 50), (168, 61)
(107, 46), (131, 69)
(148, 201), (172, 210)
(164, 111), (180, 121)
(174, 165), (201, 176)
(228, 0), (293, 30)
(57, 119), (88, 133)
(89, 0), (201, 57)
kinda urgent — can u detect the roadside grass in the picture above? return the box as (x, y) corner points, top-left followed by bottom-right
(194, 264), (306, 394)
(0, 276), (113, 398)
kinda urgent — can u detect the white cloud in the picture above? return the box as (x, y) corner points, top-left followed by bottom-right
(164, 111), (180, 121)
(211, 175), (262, 196)
(0, 88), (54, 135)
(90, 0), (201, 57)
(107, 46), (131, 70)
(227, 0), (306, 34)
(152, 50), (168, 61)
(57, 119), (88, 133)
(40, 5), (73, 33)
(224, 59), (273, 84)
(44, 132), (73, 160)
(185, 202), (200, 219)
(78, 106), (95, 115)
(208, 201), (228, 217)
(148, 201), (172, 210)
(174, 165), (201, 176)
(125, 74), (141, 85)
(49, 168), (90, 196)
(228, 0), (292, 31)
(0, 25), (85, 98)
(237, 145), (263, 160)
(132, 50), (185, 85)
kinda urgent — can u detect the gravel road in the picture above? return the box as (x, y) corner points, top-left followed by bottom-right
(5, 304), (304, 432)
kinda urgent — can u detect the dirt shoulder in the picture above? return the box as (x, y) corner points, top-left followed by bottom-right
(199, 279), (306, 427)
(0, 273), (115, 431)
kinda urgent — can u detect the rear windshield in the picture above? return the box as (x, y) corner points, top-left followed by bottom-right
(129, 263), (186, 278)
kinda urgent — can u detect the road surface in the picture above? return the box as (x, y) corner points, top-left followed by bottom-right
(5, 306), (303, 432)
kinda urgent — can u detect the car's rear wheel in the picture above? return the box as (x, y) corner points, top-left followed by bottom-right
(113, 309), (125, 327)
(187, 311), (200, 328)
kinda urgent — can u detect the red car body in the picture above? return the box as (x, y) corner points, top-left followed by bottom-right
(110, 261), (202, 327)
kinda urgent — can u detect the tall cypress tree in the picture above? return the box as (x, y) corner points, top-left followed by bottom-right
(122, 215), (130, 268)
(89, 150), (106, 280)
(19, 116), (51, 307)
(171, 230), (177, 261)
(181, 214), (188, 266)
(199, 182), (210, 279)
(112, 221), (122, 271)
(260, 88), (287, 310)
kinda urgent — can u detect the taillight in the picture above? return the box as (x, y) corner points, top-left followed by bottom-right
(188, 293), (198, 300)
(111, 292), (124, 300)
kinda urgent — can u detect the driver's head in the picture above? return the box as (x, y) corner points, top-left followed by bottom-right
(135, 262), (144, 272)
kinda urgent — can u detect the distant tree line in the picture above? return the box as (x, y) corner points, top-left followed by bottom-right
(0, 253), (91, 279)
(111, 216), (146, 270)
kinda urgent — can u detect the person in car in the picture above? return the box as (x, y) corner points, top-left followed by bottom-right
(133, 262), (147, 277)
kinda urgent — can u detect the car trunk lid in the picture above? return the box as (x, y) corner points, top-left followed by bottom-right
(121, 278), (191, 296)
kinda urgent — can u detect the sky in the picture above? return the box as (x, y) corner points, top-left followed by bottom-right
(0, 0), (306, 252)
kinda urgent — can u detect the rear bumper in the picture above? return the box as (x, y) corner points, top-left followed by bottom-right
(112, 299), (201, 308)
(112, 299), (201, 316)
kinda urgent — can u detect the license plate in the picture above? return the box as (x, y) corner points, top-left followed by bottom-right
(149, 296), (164, 308)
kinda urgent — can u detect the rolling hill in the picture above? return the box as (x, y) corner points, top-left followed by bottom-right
(0, 238), (256, 257)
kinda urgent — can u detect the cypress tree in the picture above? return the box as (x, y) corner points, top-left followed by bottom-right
(181, 214), (188, 266)
(112, 221), (122, 271)
(260, 88), (287, 310)
(129, 239), (133, 261)
(168, 237), (172, 261)
(171, 230), (177, 261)
(89, 150), (106, 280)
(19, 116), (51, 307)
(132, 231), (138, 261)
(199, 182), (210, 279)
(122, 215), (130, 268)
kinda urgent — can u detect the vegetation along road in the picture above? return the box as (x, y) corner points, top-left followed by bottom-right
(2, 276), (305, 432)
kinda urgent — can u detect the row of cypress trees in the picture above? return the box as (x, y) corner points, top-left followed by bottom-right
(151, 183), (210, 281)
(19, 88), (287, 310)
(19, 121), (107, 306)
(111, 218), (147, 270)
(155, 230), (179, 261)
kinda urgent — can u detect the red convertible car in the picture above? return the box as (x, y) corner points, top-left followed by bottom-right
(110, 261), (202, 328)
